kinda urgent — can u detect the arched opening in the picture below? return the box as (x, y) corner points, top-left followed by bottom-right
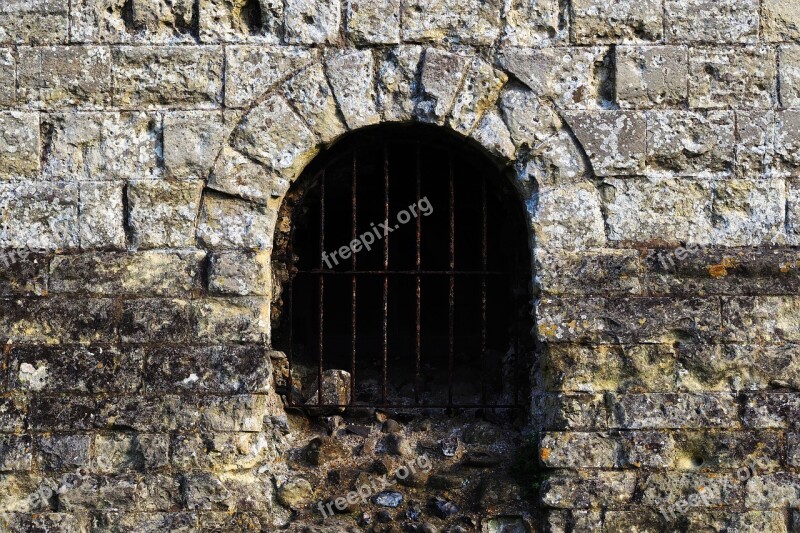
(271, 124), (532, 410)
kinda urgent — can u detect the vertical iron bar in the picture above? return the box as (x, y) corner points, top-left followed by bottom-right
(415, 143), (422, 405)
(318, 171), (325, 406)
(481, 176), (488, 405)
(287, 276), (294, 406)
(448, 151), (455, 407)
(382, 144), (389, 405)
(351, 150), (357, 405)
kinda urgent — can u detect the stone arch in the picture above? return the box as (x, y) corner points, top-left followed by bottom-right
(194, 46), (604, 341)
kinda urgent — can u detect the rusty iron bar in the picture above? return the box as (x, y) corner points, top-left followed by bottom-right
(382, 144), (390, 405)
(318, 170), (326, 407)
(415, 142), (422, 405)
(287, 276), (294, 406)
(297, 270), (507, 275)
(481, 176), (488, 405)
(351, 150), (358, 405)
(448, 150), (455, 407)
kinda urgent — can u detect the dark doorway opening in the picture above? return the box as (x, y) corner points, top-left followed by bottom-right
(272, 125), (532, 409)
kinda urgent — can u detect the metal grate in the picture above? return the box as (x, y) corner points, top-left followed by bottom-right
(277, 127), (530, 409)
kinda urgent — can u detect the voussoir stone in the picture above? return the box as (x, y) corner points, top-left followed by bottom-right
(325, 49), (380, 130)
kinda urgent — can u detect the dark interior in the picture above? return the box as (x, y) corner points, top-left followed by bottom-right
(273, 125), (532, 407)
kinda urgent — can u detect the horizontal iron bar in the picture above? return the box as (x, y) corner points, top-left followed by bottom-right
(296, 270), (508, 275)
(292, 403), (524, 409)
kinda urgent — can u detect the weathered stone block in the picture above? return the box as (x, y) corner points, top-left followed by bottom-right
(127, 180), (203, 249)
(196, 195), (276, 250)
(640, 472), (742, 507)
(472, 107), (517, 160)
(537, 296), (721, 344)
(164, 111), (228, 179)
(0, 398), (26, 433)
(191, 297), (269, 343)
(565, 111), (645, 176)
(620, 431), (676, 468)
(723, 296), (800, 343)
(42, 112), (161, 182)
(96, 396), (178, 432)
(401, 0), (502, 45)
(686, 511), (788, 532)
(209, 250), (271, 296)
(135, 473), (182, 511)
(0, 474), (48, 513)
(678, 343), (800, 392)
(498, 47), (610, 110)
(603, 178), (713, 244)
(541, 343), (676, 393)
(0, 297), (117, 344)
(572, 0), (662, 44)
(646, 111), (735, 177)
(448, 58), (506, 135)
(112, 46), (224, 108)
(0, 182), (79, 250)
(199, 0), (283, 43)
(539, 432), (619, 468)
(711, 179), (786, 246)
(0, 0), (68, 44)
(763, 0), (800, 42)
(610, 393), (739, 429)
(94, 433), (169, 473)
(665, 0), (759, 43)
(57, 473), (139, 511)
(9, 344), (141, 393)
(0, 436), (32, 472)
(0, 252), (47, 297)
(93, 511), (196, 531)
(689, 46), (777, 109)
(0, 112), (40, 180)
(672, 430), (782, 471)
(415, 48), (468, 124)
(79, 182), (126, 249)
(50, 251), (204, 296)
(518, 129), (587, 189)
(616, 45), (688, 109)
(780, 46), (800, 109)
(746, 474), (800, 509)
(776, 111), (800, 177)
(120, 298), (191, 343)
(743, 393), (800, 428)
(283, 63), (346, 143)
(143, 344), (271, 393)
(535, 248), (643, 296)
(736, 110), (774, 178)
(376, 46), (422, 123)
(172, 432), (279, 470)
(208, 147), (284, 205)
(18, 46), (111, 108)
(224, 46), (316, 108)
(502, 0), (560, 47)
(29, 396), (98, 431)
(533, 182), (606, 251)
(540, 471), (636, 509)
(232, 94), (318, 178)
(346, 0), (400, 44)
(325, 49), (380, 130)
(36, 435), (91, 471)
(499, 84), (561, 149)
(72, 0), (198, 43)
(790, 179), (800, 245)
(533, 393), (608, 430)
(199, 394), (268, 432)
(284, 0), (341, 44)
(0, 49), (14, 107)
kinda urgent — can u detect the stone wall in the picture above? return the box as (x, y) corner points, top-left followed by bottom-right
(1, 0), (800, 531)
